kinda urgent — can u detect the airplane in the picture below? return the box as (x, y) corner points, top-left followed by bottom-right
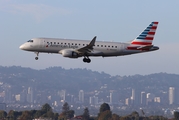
(19, 21), (159, 63)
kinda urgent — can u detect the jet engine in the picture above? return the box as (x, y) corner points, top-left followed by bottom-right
(59, 49), (79, 58)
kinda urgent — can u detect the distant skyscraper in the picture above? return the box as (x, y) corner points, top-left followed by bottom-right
(27, 87), (33, 103)
(169, 87), (175, 105)
(79, 90), (84, 103)
(146, 93), (155, 105)
(4, 86), (12, 103)
(15, 94), (20, 101)
(125, 98), (131, 106)
(0, 103), (6, 111)
(109, 91), (118, 104)
(141, 92), (146, 105)
(61, 90), (66, 102)
(131, 89), (140, 105)
(89, 96), (98, 105)
(154, 97), (161, 103)
(20, 89), (27, 102)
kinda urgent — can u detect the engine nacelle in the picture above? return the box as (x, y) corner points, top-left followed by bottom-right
(59, 49), (79, 58)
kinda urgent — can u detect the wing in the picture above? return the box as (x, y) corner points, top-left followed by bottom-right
(75, 36), (96, 54)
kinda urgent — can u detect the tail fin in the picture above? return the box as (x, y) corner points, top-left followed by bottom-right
(131, 22), (159, 45)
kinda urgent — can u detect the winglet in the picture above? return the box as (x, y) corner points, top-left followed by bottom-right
(88, 36), (96, 49)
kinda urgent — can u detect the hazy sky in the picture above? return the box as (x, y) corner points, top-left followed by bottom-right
(0, 0), (179, 76)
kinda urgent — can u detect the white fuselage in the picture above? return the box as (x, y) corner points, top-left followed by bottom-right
(20, 38), (158, 57)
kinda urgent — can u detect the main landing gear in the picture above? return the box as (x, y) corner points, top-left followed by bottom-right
(83, 57), (91, 63)
(35, 52), (39, 60)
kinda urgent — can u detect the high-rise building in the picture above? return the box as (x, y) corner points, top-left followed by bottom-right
(27, 87), (34, 103)
(20, 89), (27, 102)
(61, 90), (66, 102)
(4, 86), (12, 103)
(125, 98), (131, 106)
(146, 93), (155, 105)
(0, 103), (6, 111)
(169, 87), (175, 105)
(131, 89), (140, 105)
(141, 92), (146, 105)
(89, 96), (98, 105)
(109, 91), (118, 104)
(154, 97), (160, 103)
(79, 90), (84, 103)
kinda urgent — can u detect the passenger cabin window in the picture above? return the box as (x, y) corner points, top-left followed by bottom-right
(115, 46), (117, 48)
(101, 45), (103, 47)
(27, 40), (33, 42)
(54, 42), (56, 44)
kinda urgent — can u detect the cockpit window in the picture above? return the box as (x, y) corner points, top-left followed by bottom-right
(27, 40), (33, 42)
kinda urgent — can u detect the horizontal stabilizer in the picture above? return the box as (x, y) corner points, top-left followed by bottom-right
(137, 45), (153, 50)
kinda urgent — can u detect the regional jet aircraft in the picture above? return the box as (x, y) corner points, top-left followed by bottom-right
(19, 22), (159, 63)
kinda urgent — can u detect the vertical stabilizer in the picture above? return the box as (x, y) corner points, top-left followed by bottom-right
(131, 22), (159, 45)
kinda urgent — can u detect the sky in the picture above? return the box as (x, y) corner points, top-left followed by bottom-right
(0, 0), (179, 76)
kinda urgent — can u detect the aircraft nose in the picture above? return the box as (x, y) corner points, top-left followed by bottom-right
(19, 44), (25, 50)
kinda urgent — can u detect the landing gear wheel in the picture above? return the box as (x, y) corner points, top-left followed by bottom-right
(83, 58), (87, 62)
(35, 52), (39, 60)
(83, 57), (91, 63)
(87, 59), (91, 63)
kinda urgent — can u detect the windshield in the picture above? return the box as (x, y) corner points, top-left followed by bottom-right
(27, 40), (33, 42)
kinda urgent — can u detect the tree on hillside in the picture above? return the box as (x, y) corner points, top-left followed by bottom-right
(34, 110), (43, 118)
(59, 102), (74, 120)
(119, 116), (131, 120)
(7, 110), (22, 120)
(0, 110), (7, 119)
(82, 107), (90, 120)
(99, 103), (110, 113)
(62, 102), (70, 114)
(130, 111), (139, 120)
(41, 103), (52, 113)
(19, 111), (32, 120)
(112, 113), (120, 120)
(98, 110), (112, 120)
(174, 111), (179, 120)
(98, 103), (111, 119)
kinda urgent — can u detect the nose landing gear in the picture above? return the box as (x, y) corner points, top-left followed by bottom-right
(35, 52), (39, 60)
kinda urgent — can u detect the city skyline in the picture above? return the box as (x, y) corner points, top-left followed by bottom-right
(0, 66), (178, 116)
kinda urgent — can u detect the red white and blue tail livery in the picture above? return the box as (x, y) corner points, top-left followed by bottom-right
(127, 22), (159, 51)
(20, 21), (159, 63)
(131, 22), (158, 45)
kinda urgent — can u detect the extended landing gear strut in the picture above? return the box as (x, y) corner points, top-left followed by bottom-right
(83, 56), (91, 63)
(35, 52), (39, 60)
